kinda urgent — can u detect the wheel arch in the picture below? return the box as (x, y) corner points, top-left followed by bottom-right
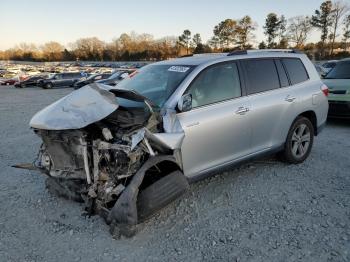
(141, 159), (183, 190)
(298, 110), (318, 135)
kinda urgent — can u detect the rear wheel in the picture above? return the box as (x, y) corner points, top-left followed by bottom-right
(281, 117), (314, 164)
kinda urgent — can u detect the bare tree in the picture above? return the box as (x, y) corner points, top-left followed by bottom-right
(330, 1), (349, 54)
(41, 41), (64, 61)
(73, 37), (105, 61)
(343, 14), (350, 49)
(288, 16), (313, 48)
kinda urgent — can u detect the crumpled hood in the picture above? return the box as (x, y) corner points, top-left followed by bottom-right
(30, 83), (119, 130)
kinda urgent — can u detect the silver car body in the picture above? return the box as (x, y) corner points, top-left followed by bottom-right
(158, 51), (328, 179)
(25, 50), (329, 235)
(29, 51), (328, 182)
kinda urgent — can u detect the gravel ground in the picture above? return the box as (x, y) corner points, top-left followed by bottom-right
(0, 86), (349, 262)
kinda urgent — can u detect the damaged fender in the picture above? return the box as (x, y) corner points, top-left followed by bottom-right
(107, 155), (178, 226)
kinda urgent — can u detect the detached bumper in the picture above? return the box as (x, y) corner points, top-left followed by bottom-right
(328, 100), (350, 118)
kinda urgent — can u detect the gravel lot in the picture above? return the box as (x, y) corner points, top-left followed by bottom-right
(0, 86), (349, 262)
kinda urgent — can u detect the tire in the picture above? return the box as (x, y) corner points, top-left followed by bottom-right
(45, 177), (85, 202)
(44, 83), (52, 89)
(137, 171), (189, 222)
(281, 116), (314, 164)
(21, 83), (25, 88)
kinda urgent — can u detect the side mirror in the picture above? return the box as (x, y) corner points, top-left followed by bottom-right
(177, 94), (192, 112)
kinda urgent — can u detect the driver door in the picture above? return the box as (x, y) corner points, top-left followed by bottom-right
(176, 61), (252, 178)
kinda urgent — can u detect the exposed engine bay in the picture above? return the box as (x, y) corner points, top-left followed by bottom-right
(19, 83), (188, 237)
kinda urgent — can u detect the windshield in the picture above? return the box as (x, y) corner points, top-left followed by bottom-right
(116, 64), (195, 107)
(325, 61), (350, 79)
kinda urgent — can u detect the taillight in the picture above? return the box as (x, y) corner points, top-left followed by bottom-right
(321, 84), (329, 97)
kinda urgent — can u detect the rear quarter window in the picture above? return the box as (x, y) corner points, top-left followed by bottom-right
(282, 58), (309, 85)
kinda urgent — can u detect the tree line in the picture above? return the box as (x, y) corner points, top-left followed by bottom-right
(1, 0), (349, 62)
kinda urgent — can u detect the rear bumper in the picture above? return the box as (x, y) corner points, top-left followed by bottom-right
(328, 100), (350, 118)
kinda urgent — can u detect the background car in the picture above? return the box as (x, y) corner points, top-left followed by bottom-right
(0, 78), (18, 85)
(322, 58), (350, 118)
(38, 72), (84, 89)
(314, 64), (328, 77)
(14, 74), (49, 88)
(321, 60), (337, 74)
(96, 71), (130, 86)
(73, 73), (110, 89)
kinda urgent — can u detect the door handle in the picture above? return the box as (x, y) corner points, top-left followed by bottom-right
(235, 107), (249, 115)
(285, 95), (296, 102)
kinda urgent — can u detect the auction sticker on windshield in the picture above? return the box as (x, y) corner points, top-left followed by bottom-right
(168, 66), (190, 73)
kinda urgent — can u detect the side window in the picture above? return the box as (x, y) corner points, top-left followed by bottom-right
(242, 59), (280, 95)
(282, 58), (309, 85)
(275, 59), (289, 87)
(186, 62), (241, 108)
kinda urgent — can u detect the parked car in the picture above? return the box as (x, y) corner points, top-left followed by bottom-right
(95, 71), (130, 86)
(14, 74), (49, 88)
(73, 73), (111, 89)
(322, 58), (350, 118)
(321, 60), (337, 74)
(19, 49), (328, 237)
(0, 78), (18, 85)
(38, 72), (84, 89)
(314, 64), (328, 77)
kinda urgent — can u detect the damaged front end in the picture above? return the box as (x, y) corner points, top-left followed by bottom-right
(22, 83), (188, 237)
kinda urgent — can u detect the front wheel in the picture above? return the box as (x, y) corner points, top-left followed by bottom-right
(44, 83), (52, 89)
(281, 117), (314, 164)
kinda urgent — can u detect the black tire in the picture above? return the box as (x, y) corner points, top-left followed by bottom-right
(44, 83), (52, 89)
(281, 116), (314, 164)
(137, 171), (189, 222)
(45, 177), (85, 202)
(21, 83), (25, 88)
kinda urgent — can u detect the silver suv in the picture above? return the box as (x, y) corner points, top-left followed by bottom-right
(22, 50), (329, 237)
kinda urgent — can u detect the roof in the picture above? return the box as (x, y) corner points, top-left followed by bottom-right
(157, 53), (228, 66)
(155, 49), (306, 66)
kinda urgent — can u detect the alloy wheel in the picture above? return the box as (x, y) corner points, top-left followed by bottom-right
(291, 123), (311, 158)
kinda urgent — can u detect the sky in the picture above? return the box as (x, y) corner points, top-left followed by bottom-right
(0, 0), (329, 50)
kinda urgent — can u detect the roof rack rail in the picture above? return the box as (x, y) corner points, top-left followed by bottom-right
(227, 49), (303, 56)
(227, 50), (248, 56)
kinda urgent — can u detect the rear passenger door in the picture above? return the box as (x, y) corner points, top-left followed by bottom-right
(241, 58), (301, 152)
